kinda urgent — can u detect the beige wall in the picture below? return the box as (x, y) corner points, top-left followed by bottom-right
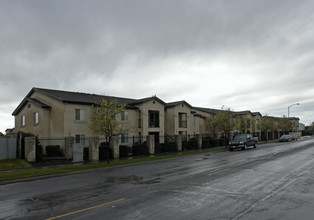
(30, 92), (65, 138)
(165, 104), (200, 136)
(14, 101), (50, 138)
(136, 99), (165, 143)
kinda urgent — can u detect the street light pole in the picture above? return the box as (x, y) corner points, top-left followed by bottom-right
(288, 103), (300, 118)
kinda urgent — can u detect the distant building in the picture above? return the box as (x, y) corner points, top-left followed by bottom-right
(299, 123), (305, 131)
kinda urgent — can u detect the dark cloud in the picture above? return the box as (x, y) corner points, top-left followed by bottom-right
(1, 0), (314, 132)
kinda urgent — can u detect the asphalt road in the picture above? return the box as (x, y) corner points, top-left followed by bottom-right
(1, 137), (314, 220)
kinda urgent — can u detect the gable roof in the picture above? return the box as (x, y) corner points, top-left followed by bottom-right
(12, 96), (51, 116)
(166, 100), (193, 109)
(13, 88), (169, 115)
(128, 96), (166, 106)
(194, 107), (221, 115)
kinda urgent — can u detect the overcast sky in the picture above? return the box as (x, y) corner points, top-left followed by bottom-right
(1, 0), (313, 133)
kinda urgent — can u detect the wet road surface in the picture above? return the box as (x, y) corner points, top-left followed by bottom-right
(1, 137), (314, 219)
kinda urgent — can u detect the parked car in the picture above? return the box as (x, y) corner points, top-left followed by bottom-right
(291, 134), (298, 141)
(229, 134), (258, 151)
(279, 134), (292, 142)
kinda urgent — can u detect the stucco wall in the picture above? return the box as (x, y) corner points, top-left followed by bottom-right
(31, 92), (65, 137)
(165, 104), (200, 136)
(136, 99), (165, 138)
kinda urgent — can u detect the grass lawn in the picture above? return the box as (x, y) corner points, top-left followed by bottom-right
(0, 147), (227, 182)
(0, 159), (32, 171)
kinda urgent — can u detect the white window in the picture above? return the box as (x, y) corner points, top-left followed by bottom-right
(34, 112), (39, 124)
(121, 134), (128, 144)
(75, 109), (85, 121)
(121, 111), (128, 121)
(75, 134), (85, 145)
(21, 115), (25, 126)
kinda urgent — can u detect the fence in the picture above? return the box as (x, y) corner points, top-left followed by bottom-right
(18, 130), (302, 163)
(0, 137), (17, 160)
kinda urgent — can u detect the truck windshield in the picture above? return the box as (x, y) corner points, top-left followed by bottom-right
(234, 135), (247, 140)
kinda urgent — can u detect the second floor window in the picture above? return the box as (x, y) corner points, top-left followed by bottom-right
(138, 110), (141, 128)
(21, 115), (25, 127)
(34, 112), (39, 124)
(75, 109), (85, 121)
(149, 111), (159, 128)
(120, 111), (128, 121)
(179, 113), (187, 128)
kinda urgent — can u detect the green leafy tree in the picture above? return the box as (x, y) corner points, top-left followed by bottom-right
(206, 116), (220, 138)
(214, 107), (235, 140)
(261, 116), (275, 141)
(246, 118), (251, 133)
(278, 116), (293, 132)
(251, 118), (257, 133)
(235, 115), (246, 134)
(89, 99), (134, 141)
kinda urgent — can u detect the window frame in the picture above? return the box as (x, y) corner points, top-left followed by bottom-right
(149, 111), (160, 128)
(21, 115), (26, 127)
(75, 109), (86, 121)
(75, 134), (85, 145)
(34, 112), (39, 125)
(120, 111), (128, 121)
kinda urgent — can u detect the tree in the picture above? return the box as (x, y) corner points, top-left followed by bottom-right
(89, 98), (134, 142)
(214, 107), (235, 140)
(278, 116), (293, 132)
(310, 122), (314, 130)
(206, 116), (220, 138)
(235, 115), (246, 134)
(260, 116), (275, 141)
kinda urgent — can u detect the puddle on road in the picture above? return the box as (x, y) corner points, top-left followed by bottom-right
(105, 175), (161, 185)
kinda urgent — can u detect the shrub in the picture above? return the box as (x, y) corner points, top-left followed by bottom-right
(212, 139), (220, 147)
(83, 147), (89, 161)
(155, 142), (176, 153)
(182, 139), (198, 150)
(132, 143), (148, 155)
(119, 145), (132, 157)
(45, 145), (63, 157)
(99, 142), (112, 160)
(219, 138), (228, 147)
(202, 137), (212, 148)
(36, 145), (43, 162)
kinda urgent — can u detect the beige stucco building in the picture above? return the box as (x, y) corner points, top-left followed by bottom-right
(13, 88), (168, 147)
(13, 88), (299, 149)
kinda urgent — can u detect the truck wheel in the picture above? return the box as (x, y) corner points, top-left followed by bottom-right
(243, 143), (247, 150)
(254, 143), (257, 148)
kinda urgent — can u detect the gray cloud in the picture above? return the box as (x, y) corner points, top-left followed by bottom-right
(1, 0), (314, 132)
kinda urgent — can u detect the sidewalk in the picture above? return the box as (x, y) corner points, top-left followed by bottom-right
(1, 146), (227, 174)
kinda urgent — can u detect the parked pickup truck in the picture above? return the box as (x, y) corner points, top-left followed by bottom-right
(228, 134), (258, 151)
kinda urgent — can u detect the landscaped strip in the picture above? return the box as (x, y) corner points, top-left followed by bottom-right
(0, 147), (226, 182)
(0, 159), (31, 171)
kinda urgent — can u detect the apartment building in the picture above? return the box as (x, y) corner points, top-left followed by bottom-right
(12, 88), (299, 147)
